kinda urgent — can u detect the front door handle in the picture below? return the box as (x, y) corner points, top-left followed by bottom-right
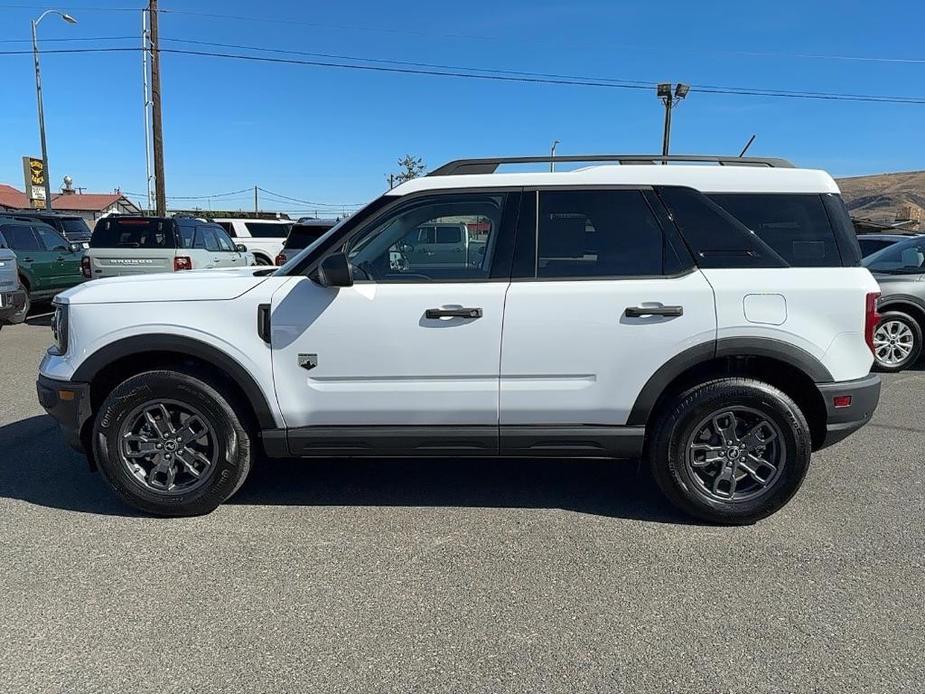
(425, 307), (483, 319)
(625, 305), (684, 318)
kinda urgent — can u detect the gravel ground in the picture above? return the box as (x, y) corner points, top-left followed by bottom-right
(1, 315), (922, 693)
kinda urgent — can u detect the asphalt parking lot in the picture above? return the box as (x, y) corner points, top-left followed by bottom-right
(1, 314), (922, 693)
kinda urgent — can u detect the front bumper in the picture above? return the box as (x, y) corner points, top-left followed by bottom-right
(816, 373), (881, 449)
(0, 287), (27, 324)
(36, 374), (92, 452)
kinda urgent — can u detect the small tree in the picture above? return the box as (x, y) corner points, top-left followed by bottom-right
(388, 154), (426, 188)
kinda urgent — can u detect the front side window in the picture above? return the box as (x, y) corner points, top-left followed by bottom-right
(346, 194), (504, 282)
(214, 228), (236, 252)
(536, 190), (664, 278)
(34, 225), (69, 252)
(864, 239), (925, 275)
(0, 225), (41, 252)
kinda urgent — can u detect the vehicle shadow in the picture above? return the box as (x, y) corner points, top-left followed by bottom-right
(0, 414), (691, 524)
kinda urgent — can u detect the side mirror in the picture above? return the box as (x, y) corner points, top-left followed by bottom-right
(316, 252), (354, 287)
(235, 244), (248, 253)
(69, 242), (83, 254)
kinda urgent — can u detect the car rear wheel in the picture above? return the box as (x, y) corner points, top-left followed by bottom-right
(649, 377), (811, 525)
(254, 255), (273, 266)
(872, 311), (922, 373)
(92, 369), (252, 516)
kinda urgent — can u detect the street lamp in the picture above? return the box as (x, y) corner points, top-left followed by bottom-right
(32, 10), (77, 210)
(550, 139), (560, 172)
(657, 82), (690, 160)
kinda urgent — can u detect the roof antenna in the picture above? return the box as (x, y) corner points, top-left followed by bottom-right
(738, 134), (756, 157)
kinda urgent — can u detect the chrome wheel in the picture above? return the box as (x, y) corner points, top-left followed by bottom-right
(873, 320), (915, 366)
(118, 400), (218, 495)
(685, 407), (786, 503)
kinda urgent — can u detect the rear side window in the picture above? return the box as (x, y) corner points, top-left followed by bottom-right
(244, 222), (291, 238)
(91, 219), (175, 249)
(0, 225), (41, 252)
(709, 193), (842, 267)
(536, 190), (665, 278)
(858, 238), (896, 258)
(657, 187), (787, 269)
(284, 224), (333, 250)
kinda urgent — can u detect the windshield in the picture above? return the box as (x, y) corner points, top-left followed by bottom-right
(60, 218), (92, 238)
(863, 237), (925, 274)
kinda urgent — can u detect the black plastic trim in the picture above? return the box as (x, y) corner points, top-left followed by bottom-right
(626, 337), (835, 426)
(283, 425), (500, 457)
(257, 304), (271, 343)
(71, 334), (278, 429)
(36, 374), (92, 452)
(500, 425), (644, 458)
(816, 374), (881, 449)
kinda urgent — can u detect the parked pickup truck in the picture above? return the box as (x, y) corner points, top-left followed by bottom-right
(0, 242), (27, 329)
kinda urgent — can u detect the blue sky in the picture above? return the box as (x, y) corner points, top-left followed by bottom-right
(0, 0), (922, 214)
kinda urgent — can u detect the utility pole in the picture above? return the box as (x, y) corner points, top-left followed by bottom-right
(550, 139), (560, 172)
(657, 83), (690, 159)
(149, 0), (166, 216)
(254, 186), (258, 215)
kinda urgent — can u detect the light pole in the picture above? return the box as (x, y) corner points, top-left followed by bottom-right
(32, 9), (77, 210)
(550, 139), (560, 172)
(657, 82), (689, 159)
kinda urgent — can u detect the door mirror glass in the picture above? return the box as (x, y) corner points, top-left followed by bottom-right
(235, 244), (248, 253)
(69, 242), (83, 254)
(316, 252), (353, 287)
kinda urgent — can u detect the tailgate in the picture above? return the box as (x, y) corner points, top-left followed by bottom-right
(88, 249), (176, 278)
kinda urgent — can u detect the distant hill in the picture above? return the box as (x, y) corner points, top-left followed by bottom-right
(836, 171), (925, 224)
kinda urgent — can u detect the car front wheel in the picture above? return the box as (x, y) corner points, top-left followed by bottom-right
(649, 377), (811, 525)
(92, 369), (253, 516)
(872, 311), (922, 373)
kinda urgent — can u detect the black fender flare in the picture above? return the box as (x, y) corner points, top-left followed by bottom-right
(877, 293), (925, 317)
(72, 333), (278, 429)
(626, 337), (833, 426)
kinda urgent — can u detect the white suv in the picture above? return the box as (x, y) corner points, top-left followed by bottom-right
(212, 218), (293, 266)
(37, 154), (881, 524)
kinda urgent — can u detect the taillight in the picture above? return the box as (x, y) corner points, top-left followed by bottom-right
(865, 291), (881, 355)
(80, 255), (91, 279)
(275, 253), (286, 266)
(174, 256), (192, 272)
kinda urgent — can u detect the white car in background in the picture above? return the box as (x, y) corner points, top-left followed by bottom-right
(212, 218), (294, 266)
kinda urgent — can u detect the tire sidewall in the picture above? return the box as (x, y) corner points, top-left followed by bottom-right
(653, 380), (811, 524)
(873, 311), (922, 373)
(93, 371), (249, 516)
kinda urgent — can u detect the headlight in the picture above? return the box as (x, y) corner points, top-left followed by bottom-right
(50, 302), (69, 355)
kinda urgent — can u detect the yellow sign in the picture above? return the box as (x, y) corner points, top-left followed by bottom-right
(22, 156), (46, 208)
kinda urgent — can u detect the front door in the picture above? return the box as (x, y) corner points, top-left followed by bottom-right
(270, 191), (518, 454)
(33, 224), (82, 290)
(499, 189), (716, 439)
(0, 224), (55, 294)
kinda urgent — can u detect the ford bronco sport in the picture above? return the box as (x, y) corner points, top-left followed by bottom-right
(37, 154), (881, 523)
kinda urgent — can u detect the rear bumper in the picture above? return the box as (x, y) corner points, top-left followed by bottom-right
(36, 374), (92, 452)
(815, 373), (881, 449)
(0, 287), (27, 324)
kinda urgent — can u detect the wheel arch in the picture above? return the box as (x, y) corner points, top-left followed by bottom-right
(73, 334), (278, 432)
(877, 297), (925, 333)
(629, 338), (831, 450)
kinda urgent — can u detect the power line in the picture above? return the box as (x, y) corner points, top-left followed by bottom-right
(0, 35), (137, 44)
(1, 45), (923, 105)
(257, 188), (365, 207)
(122, 187), (254, 200)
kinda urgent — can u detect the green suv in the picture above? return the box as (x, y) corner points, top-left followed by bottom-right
(0, 218), (86, 313)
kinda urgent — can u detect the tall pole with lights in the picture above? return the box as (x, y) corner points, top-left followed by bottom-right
(550, 139), (560, 172)
(32, 9), (77, 210)
(657, 82), (689, 159)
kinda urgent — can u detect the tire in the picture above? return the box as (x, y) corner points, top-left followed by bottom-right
(254, 255), (272, 266)
(14, 281), (30, 323)
(92, 369), (253, 516)
(649, 377), (812, 525)
(872, 311), (922, 373)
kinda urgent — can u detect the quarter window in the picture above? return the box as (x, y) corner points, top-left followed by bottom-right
(346, 194), (504, 282)
(536, 190), (664, 278)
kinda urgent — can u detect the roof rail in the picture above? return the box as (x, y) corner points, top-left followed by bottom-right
(428, 154), (795, 176)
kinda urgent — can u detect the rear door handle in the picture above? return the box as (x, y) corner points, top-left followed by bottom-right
(425, 307), (483, 319)
(625, 305), (684, 318)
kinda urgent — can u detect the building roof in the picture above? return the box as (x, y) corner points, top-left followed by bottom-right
(0, 184), (134, 212)
(393, 164), (841, 196)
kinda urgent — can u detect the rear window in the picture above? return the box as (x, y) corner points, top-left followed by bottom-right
(708, 193), (842, 267)
(60, 218), (91, 238)
(284, 223), (335, 250)
(91, 218), (176, 249)
(244, 222), (292, 238)
(436, 226), (462, 244)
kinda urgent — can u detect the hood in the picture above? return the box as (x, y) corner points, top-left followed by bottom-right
(57, 267), (272, 305)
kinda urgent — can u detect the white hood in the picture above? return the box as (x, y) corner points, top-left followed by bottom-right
(57, 268), (272, 305)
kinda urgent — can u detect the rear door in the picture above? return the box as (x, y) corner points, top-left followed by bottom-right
(499, 188), (716, 451)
